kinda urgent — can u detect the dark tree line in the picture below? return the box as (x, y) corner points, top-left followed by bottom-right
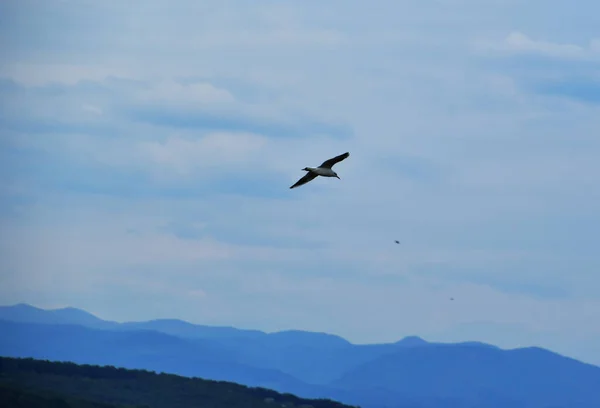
(0, 357), (359, 408)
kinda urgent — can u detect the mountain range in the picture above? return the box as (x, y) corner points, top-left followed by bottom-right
(1, 303), (599, 408)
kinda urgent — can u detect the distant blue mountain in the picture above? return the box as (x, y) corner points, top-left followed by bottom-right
(260, 329), (351, 348)
(0, 303), (115, 328)
(394, 335), (429, 346)
(0, 319), (322, 395)
(1, 303), (600, 408)
(0, 303), (490, 350)
(119, 318), (267, 340)
(333, 344), (600, 408)
(0, 304), (341, 345)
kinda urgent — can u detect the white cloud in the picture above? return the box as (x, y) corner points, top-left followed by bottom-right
(81, 104), (103, 115)
(474, 31), (600, 60)
(0, 63), (134, 86)
(137, 132), (268, 175)
(136, 80), (236, 106)
(505, 32), (586, 58)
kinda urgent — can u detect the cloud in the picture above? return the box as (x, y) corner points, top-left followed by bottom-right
(81, 104), (103, 115)
(473, 31), (600, 106)
(474, 31), (600, 60)
(0, 63), (132, 87)
(138, 132), (268, 176)
(137, 80), (235, 105)
(1, 0), (600, 366)
(501, 32), (599, 60)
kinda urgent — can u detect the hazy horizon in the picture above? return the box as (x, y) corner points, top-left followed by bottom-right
(1, 0), (599, 369)
(2, 301), (599, 369)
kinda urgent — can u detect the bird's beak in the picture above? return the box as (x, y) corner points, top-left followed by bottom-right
(336, 175), (340, 179)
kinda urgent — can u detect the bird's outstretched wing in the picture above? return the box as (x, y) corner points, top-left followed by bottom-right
(320, 152), (350, 169)
(290, 172), (318, 189)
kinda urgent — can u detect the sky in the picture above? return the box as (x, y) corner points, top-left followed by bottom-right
(1, 0), (600, 365)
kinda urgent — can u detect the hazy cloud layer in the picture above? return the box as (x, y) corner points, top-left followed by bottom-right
(1, 0), (599, 365)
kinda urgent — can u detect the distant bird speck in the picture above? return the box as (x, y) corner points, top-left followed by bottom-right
(290, 152), (350, 189)
(395, 240), (400, 244)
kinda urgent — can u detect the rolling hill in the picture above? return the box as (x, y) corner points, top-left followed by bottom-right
(1, 303), (599, 408)
(0, 356), (355, 408)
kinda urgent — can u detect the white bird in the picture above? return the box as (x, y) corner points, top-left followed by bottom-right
(289, 152), (350, 189)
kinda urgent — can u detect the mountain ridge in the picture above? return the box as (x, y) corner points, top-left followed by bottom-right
(0, 303), (352, 344)
(2, 303), (600, 408)
(0, 303), (488, 349)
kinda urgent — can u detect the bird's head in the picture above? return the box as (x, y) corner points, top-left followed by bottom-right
(302, 167), (310, 171)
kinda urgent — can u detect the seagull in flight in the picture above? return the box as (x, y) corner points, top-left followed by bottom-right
(289, 152), (350, 189)
(395, 240), (400, 244)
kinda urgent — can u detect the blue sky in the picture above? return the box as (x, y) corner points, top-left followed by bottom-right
(1, 0), (600, 365)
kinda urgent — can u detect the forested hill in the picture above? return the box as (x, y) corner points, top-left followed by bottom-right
(0, 357), (357, 408)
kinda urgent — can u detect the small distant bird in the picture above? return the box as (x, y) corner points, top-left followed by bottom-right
(290, 152), (350, 189)
(450, 297), (454, 301)
(395, 240), (400, 244)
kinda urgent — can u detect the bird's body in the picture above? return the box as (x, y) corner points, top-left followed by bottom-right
(304, 167), (338, 177)
(290, 152), (350, 189)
